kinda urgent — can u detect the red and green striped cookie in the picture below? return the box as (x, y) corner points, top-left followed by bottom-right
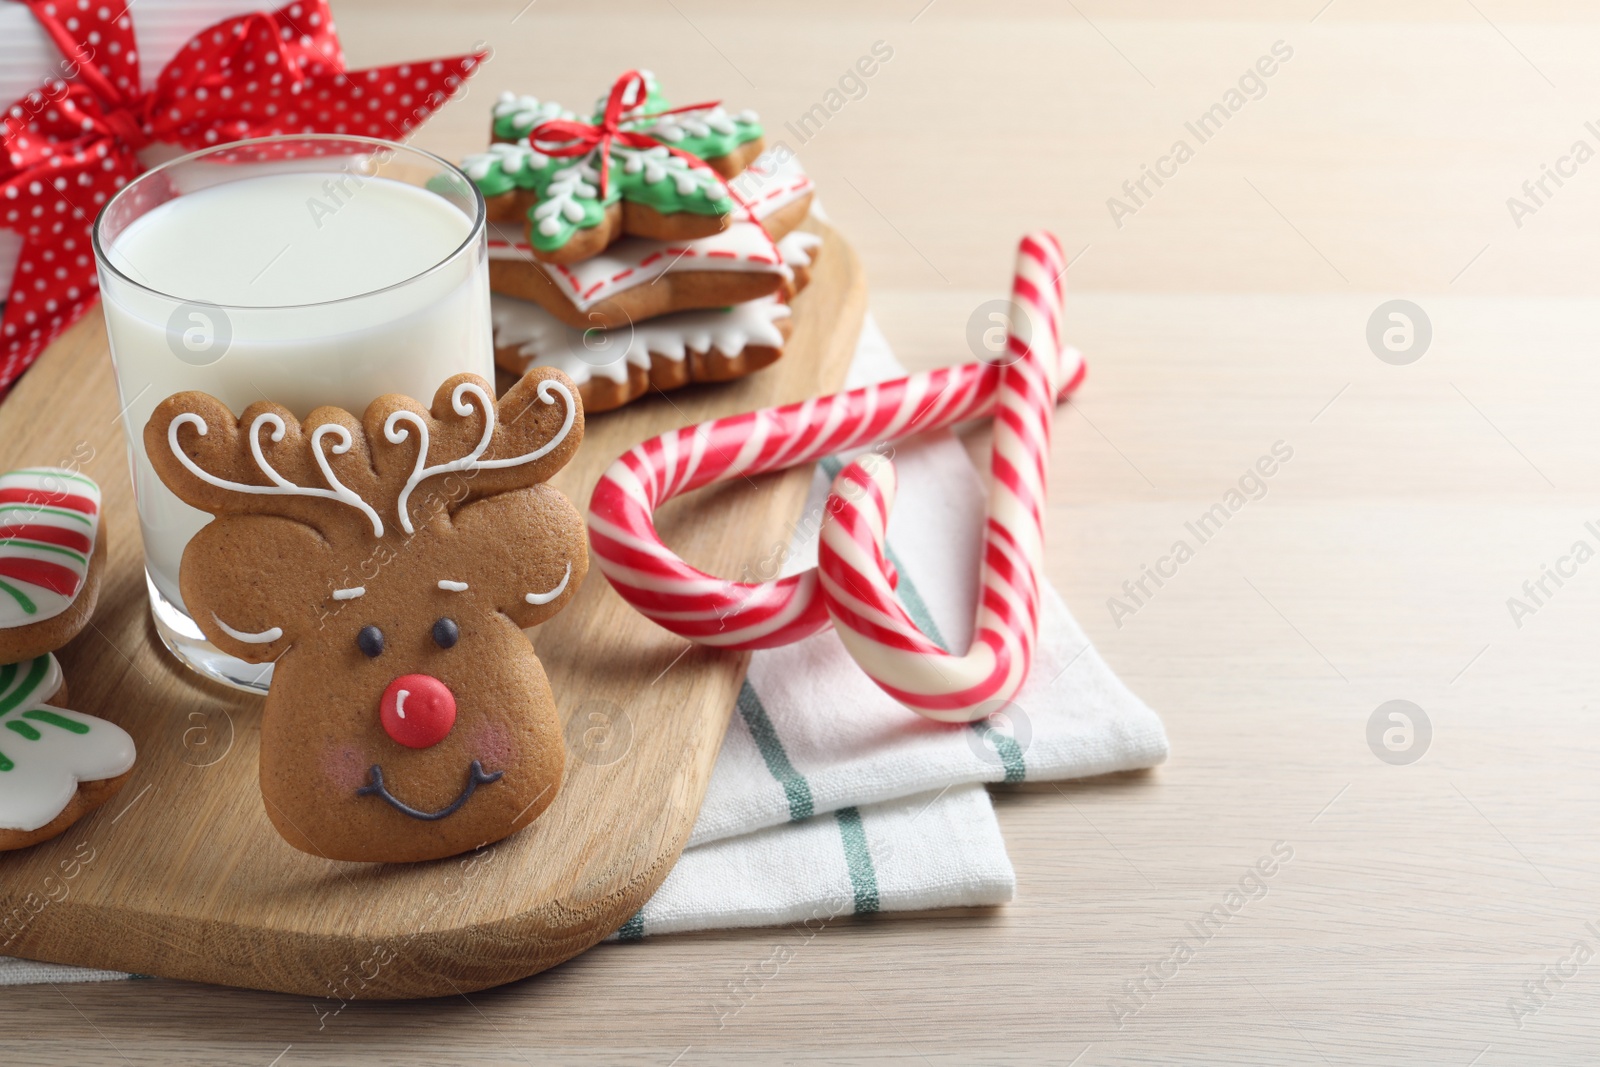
(0, 468), (106, 664)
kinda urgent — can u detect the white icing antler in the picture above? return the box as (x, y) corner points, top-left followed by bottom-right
(169, 413), (387, 536)
(384, 379), (577, 535)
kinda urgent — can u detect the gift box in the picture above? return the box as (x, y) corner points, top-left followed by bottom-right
(0, 0), (486, 391)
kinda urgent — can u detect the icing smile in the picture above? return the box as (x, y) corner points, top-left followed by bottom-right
(357, 760), (503, 821)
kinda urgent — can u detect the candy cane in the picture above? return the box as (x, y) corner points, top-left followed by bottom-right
(814, 235), (1064, 720)
(586, 232), (1074, 712)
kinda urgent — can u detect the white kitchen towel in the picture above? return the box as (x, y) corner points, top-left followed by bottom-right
(614, 780), (1004, 940)
(616, 783), (1013, 940)
(0, 313), (1167, 977)
(0, 958), (132, 986)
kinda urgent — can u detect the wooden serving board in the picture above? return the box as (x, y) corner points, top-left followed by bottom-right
(0, 222), (865, 998)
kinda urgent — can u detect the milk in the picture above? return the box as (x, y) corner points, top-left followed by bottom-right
(100, 171), (493, 610)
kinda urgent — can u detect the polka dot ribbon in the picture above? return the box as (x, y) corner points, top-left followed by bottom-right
(0, 0), (489, 394)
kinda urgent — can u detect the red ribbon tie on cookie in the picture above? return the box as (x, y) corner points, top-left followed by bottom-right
(526, 69), (725, 200)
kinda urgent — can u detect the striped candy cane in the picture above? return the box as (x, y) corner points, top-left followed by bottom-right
(814, 234), (1065, 720)
(586, 232), (1073, 716)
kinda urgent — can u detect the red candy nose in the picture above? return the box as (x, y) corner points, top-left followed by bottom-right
(379, 674), (457, 749)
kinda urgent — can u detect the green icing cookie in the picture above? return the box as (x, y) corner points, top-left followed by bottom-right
(616, 108), (762, 164)
(470, 77), (765, 255)
(460, 141), (735, 255)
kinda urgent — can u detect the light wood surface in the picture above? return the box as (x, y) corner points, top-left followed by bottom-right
(8, 0), (1600, 1062)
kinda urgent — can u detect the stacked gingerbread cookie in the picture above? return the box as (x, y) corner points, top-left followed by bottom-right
(461, 71), (822, 413)
(0, 468), (137, 852)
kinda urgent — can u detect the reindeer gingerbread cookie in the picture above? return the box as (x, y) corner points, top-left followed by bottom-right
(145, 371), (587, 864)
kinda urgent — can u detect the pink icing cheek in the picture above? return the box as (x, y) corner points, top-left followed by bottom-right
(464, 721), (517, 772)
(321, 745), (372, 793)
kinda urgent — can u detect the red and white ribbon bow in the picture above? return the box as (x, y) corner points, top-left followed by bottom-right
(0, 0), (488, 392)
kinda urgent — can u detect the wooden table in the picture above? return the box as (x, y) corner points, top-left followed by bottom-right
(8, 1), (1599, 1062)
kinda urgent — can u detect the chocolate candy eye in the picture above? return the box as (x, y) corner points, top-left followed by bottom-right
(432, 617), (459, 650)
(357, 625), (385, 658)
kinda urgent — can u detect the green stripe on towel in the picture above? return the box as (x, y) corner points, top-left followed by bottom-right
(887, 515), (1028, 781)
(616, 911), (645, 941)
(883, 543), (947, 651)
(737, 681), (814, 822)
(970, 718), (1028, 783)
(834, 807), (880, 914)
(821, 454), (955, 654)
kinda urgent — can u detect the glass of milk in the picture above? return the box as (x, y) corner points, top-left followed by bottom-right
(93, 135), (492, 693)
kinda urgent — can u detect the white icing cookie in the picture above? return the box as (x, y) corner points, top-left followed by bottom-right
(488, 218), (787, 312)
(0, 653), (136, 833)
(778, 231), (822, 271)
(726, 146), (814, 222)
(493, 294), (791, 386)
